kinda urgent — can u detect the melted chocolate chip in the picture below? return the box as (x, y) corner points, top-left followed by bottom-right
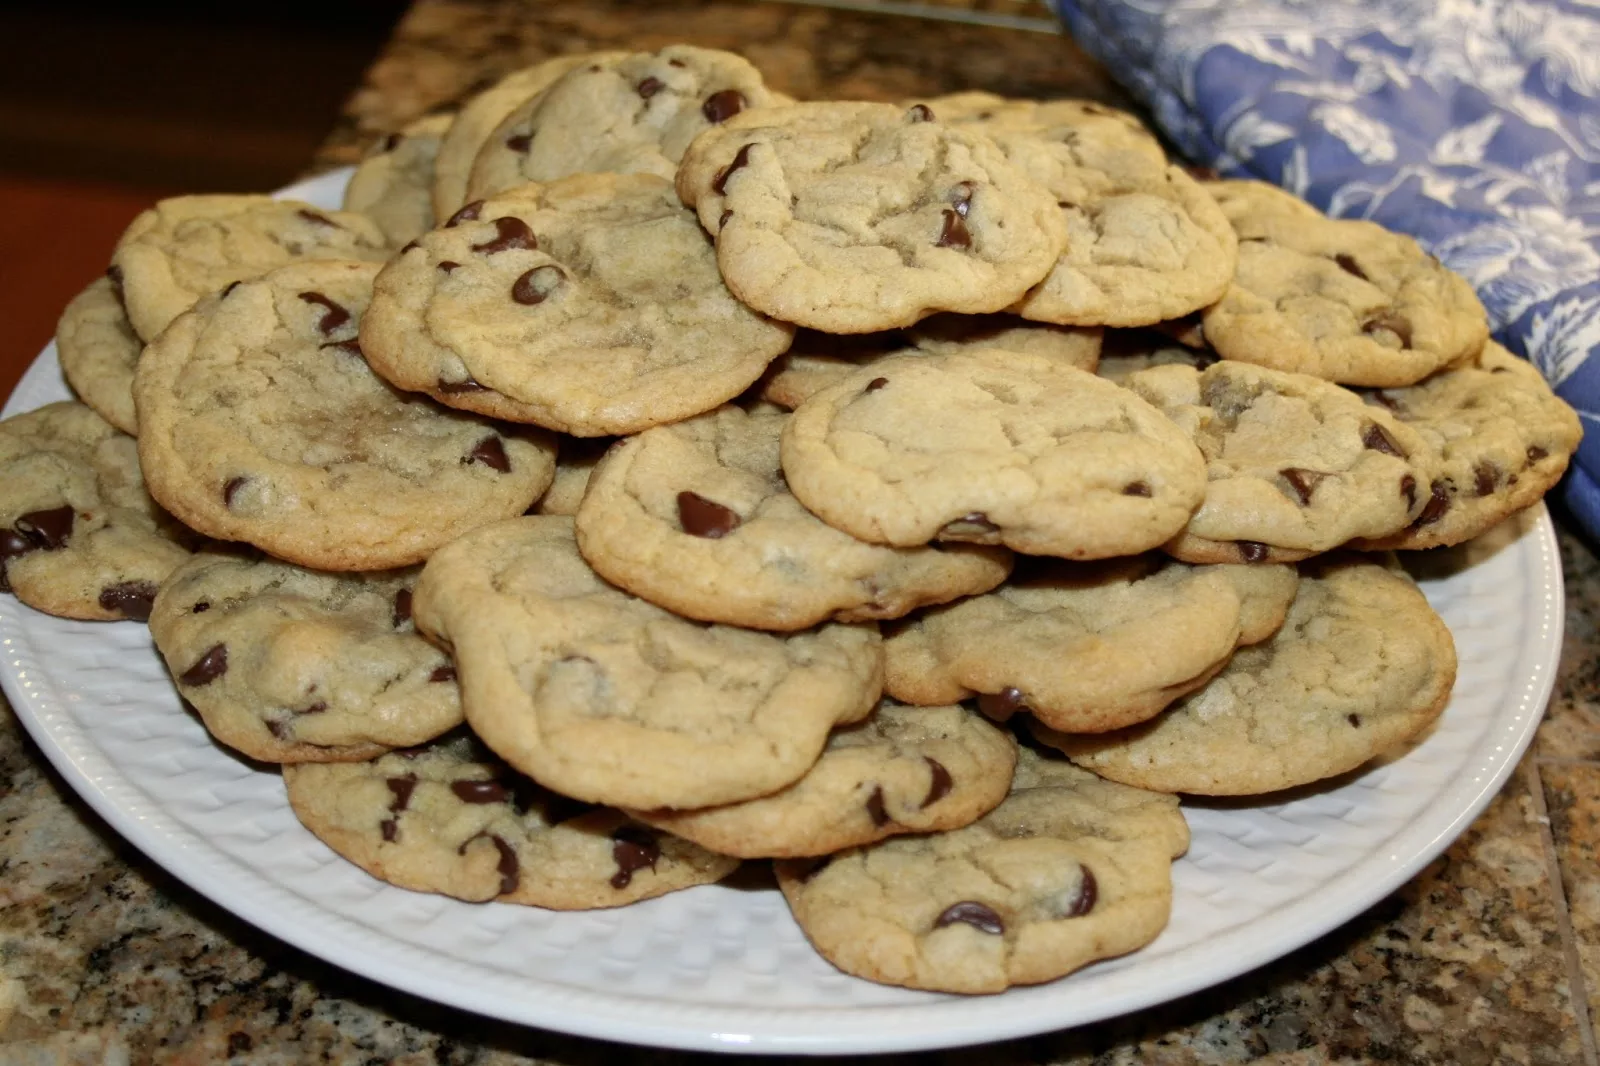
(1474, 462), (1500, 497)
(429, 664), (457, 683)
(1062, 867), (1097, 918)
(381, 777), (416, 843)
(922, 758), (952, 808)
(1333, 253), (1369, 281)
(865, 377), (889, 392)
(446, 201), (484, 227)
(436, 376), (488, 394)
(1414, 480), (1451, 526)
(712, 143), (754, 194)
(1401, 474), (1418, 509)
(511, 265), (564, 305)
(907, 103), (934, 122)
(179, 644), (228, 687)
(192, 601), (210, 614)
(701, 89), (746, 123)
(458, 833), (519, 895)
(1528, 445), (1549, 463)
(934, 901), (1004, 935)
(1121, 481), (1152, 497)
(438, 261), (461, 274)
(223, 477), (248, 508)
(393, 588), (413, 628)
(977, 687), (1025, 722)
(1362, 311), (1414, 348)
(610, 825), (660, 889)
(936, 208), (971, 250)
(865, 786), (890, 828)
(471, 216), (537, 255)
(16, 506), (74, 550)
(1280, 467), (1329, 505)
(1348, 713), (1362, 727)
(1237, 540), (1270, 563)
(452, 779), (510, 804)
(637, 76), (664, 99)
(505, 132), (532, 152)
(1361, 422), (1405, 457)
(98, 581), (158, 621)
(677, 491), (741, 538)
(296, 209), (336, 228)
(466, 436), (511, 473)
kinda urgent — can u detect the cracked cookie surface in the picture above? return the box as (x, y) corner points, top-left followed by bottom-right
(285, 732), (737, 907)
(1123, 360), (1435, 564)
(676, 101), (1066, 333)
(136, 259), (554, 570)
(56, 274), (142, 435)
(343, 113), (454, 247)
(780, 347), (1207, 558)
(150, 549), (463, 763)
(111, 195), (389, 341)
(361, 174), (794, 436)
(630, 699), (1015, 858)
(0, 401), (192, 621)
(575, 404), (1011, 630)
(1200, 180), (1488, 387)
(775, 746), (1188, 993)
(1036, 557), (1457, 795)
(885, 555), (1297, 732)
(411, 516), (884, 810)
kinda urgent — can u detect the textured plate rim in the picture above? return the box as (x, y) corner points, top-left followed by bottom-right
(0, 169), (1565, 1055)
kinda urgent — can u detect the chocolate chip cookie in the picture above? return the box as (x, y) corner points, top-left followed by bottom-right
(780, 347), (1207, 559)
(111, 195), (389, 341)
(285, 733), (738, 907)
(884, 556), (1297, 732)
(343, 113), (455, 247)
(630, 699), (1015, 858)
(56, 273), (142, 435)
(775, 746), (1188, 993)
(1201, 180), (1489, 387)
(149, 549), (463, 763)
(676, 101), (1067, 333)
(360, 174), (794, 436)
(467, 45), (781, 200)
(411, 516), (884, 810)
(575, 404), (1011, 630)
(135, 259), (555, 570)
(1123, 360), (1436, 564)
(1353, 342), (1581, 550)
(0, 402), (192, 621)
(1037, 556), (1457, 795)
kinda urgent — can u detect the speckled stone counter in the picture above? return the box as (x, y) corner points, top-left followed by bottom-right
(3, 2), (1598, 1063)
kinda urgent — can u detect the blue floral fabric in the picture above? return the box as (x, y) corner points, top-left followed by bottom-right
(1052, 0), (1600, 534)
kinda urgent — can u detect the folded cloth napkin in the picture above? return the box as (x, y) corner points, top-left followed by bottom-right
(1054, 0), (1600, 534)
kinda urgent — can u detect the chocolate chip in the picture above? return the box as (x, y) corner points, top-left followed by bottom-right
(446, 201), (484, 227)
(16, 506), (74, 550)
(1474, 462), (1500, 497)
(939, 512), (998, 539)
(1362, 311), (1414, 348)
(1237, 540), (1270, 563)
(637, 76), (664, 99)
(321, 339), (363, 357)
(1280, 468), (1329, 505)
(1121, 481), (1152, 497)
(264, 718), (288, 740)
(1401, 474), (1417, 508)
(934, 901), (1004, 935)
(1062, 867), (1097, 918)
(610, 825), (660, 889)
(1528, 445), (1549, 463)
(977, 687), (1025, 722)
(907, 103), (934, 122)
(1348, 713), (1362, 727)
(677, 491), (741, 538)
(865, 377), (889, 392)
(436, 375), (488, 394)
(712, 144), (754, 194)
(223, 477), (248, 508)
(192, 601), (210, 614)
(1415, 480), (1451, 526)
(511, 265), (564, 305)
(1361, 422), (1404, 457)
(451, 779), (510, 804)
(701, 89), (746, 123)
(438, 261), (461, 274)
(951, 181), (974, 217)
(429, 664), (457, 683)
(98, 581), (158, 621)
(298, 701), (327, 715)
(922, 758), (952, 808)
(179, 644), (228, 687)
(296, 209), (337, 228)
(1333, 253), (1369, 281)
(459, 833), (519, 895)
(0, 528), (31, 587)
(865, 786), (889, 828)
(471, 216), (537, 255)
(381, 774), (417, 842)
(668, 58), (686, 68)
(466, 436), (511, 473)
(505, 132), (532, 152)
(393, 589), (412, 627)
(936, 208), (971, 250)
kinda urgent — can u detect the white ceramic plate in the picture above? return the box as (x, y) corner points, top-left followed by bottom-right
(0, 170), (1563, 1055)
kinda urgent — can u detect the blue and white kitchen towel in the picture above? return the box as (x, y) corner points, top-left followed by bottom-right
(1053, 0), (1600, 535)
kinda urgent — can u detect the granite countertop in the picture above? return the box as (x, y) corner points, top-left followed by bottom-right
(2, 2), (1598, 1062)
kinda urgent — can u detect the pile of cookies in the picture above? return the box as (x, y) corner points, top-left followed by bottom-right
(2, 45), (1581, 996)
